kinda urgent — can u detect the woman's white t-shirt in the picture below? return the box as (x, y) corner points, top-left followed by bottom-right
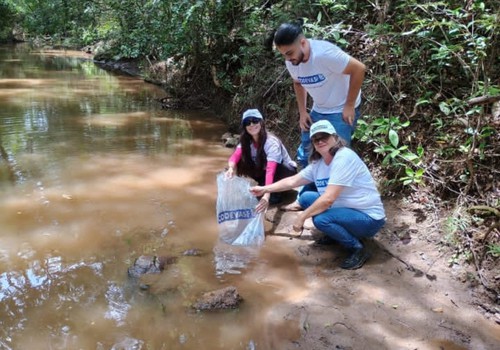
(299, 148), (385, 219)
(238, 134), (297, 170)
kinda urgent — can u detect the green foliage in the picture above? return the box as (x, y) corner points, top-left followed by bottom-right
(361, 1), (498, 197)
(448, 248), (473, 266)
(0, 0), (17, 41)
(444, 213), (471, 238)
(355, 116), (424, 187)
(443, 212), (474, 266)
(302, 18), (350, 48)
(487, 244), (500, 258)
(17, 0), (95, 40)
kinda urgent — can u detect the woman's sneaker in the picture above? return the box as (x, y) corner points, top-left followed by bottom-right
(340, 247), (371, 270)
(314, 235), (336, 246)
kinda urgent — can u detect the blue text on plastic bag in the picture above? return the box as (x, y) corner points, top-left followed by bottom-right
(216, 173), (265, 246)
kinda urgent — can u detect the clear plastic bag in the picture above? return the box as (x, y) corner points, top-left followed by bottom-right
(216, 172), (265, 246)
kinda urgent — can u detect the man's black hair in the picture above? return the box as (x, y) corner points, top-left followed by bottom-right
(273, 21), (304, 46)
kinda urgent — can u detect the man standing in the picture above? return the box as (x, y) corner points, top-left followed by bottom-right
(273, 22), (366, 168)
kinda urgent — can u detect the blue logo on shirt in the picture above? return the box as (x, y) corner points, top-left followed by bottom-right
(316, 178), (329, 188)
(298, 74), (326, 85)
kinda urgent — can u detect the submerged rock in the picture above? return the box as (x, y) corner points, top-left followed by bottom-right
(109, 336), (144, 350)
(192, 286), (243, 311)
(182, 248), (203, 256)
(127, 255), (177, 279)
(221, 132), (240, 148)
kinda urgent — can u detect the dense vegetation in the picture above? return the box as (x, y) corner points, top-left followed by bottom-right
(1, 0), (498, 298)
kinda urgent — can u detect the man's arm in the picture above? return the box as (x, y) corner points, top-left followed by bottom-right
(342, 57), (366, 125)
(293, 81), (312, 131)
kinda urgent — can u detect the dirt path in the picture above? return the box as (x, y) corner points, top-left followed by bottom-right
(260, 197), (500, 350)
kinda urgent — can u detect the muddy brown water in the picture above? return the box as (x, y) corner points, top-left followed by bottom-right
(0, 45), (306, 349)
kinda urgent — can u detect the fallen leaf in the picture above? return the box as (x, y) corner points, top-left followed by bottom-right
(62, 194), (73, 200)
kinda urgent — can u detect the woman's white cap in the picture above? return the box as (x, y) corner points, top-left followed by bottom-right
(309, 120), (337, 137)
(242, 109), (263, 121)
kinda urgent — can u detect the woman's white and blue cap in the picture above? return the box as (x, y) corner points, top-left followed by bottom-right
(309, 120), (337, 138)
(242, 109), (263, 121)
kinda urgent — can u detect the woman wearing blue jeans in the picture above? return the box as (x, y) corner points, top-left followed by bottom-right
(250, 120), (385, 269)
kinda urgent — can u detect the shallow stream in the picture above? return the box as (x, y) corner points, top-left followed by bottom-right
(0, 44), (305, 349)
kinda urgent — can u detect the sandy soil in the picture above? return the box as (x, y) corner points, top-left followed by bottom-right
(259, 196), (500, 350)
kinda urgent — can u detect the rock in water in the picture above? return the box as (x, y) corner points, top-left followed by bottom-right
(182, 248), (203, 256)
(127, 255), (177, 279)
(192, 286), (243, 311)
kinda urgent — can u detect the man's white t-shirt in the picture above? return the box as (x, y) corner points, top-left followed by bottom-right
(286, 39), (362, 114)
(299, 148), (385, 220)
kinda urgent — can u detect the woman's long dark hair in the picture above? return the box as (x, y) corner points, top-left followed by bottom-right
(309, 134), (347, 163)
(236, 121), (268, 179)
